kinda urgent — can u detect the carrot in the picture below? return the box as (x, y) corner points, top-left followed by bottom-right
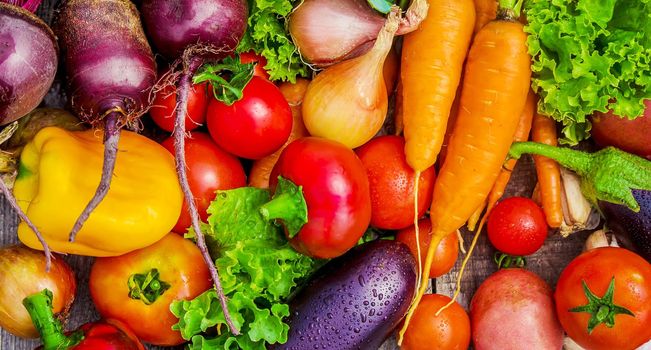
(531, 113), (563, 228)
(474, 0), (498, 33)
(248, 78), (310, 188)
(467, 90), (536, 230)
(397, 0), (531, 343)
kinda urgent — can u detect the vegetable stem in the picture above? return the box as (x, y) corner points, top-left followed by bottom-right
(23, 289), (82, 350)
(259, 176), (308, 238)
(509, 142), (593, 176)
(127, 268), (171, 305)
(497, 0), (523, 19)
(569, 278), (634, 334)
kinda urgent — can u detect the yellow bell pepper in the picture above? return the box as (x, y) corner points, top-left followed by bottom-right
(14, 127), (183, 256)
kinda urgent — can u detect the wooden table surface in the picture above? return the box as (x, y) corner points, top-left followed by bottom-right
(0, 1), (590, 349)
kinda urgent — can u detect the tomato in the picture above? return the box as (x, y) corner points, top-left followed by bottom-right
(401, 294), (471, 350)
(396, 219), (458, 278)
(270, 137), (372, 258)
(239, 51), (270, 80)
(355, 136), (436, 230)
(487, 197), (548, 256)
(555, 247), (651, 350)
(206, 76), (292, 159)
(150, 82), (208, 132)
(89, 234), (212, 346)
(161, 132), (246, 233)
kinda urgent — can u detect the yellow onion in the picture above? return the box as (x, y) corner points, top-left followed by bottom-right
(0, 245), (76, 338)
(302, 8), (402, 149)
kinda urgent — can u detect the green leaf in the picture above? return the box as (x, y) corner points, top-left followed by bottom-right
(171, 186), (316, 349)
(524, 0), (651, 145)
(193, 56), (255, 105)
(367, 0), (394, 14)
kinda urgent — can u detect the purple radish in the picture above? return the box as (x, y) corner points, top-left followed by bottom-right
(55, 0), (157, 240)
(0, 0), (58, 269)
(140, 0), (248, 335)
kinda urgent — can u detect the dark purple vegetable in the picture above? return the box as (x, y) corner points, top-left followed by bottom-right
(139, 0), (248, 334)
(275, 240), (417, 350)
(55, 0), (157, 239)
(0, 0), (56, 269)
(602, 189), (651, 262)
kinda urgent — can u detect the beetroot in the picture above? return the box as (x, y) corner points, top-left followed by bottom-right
(0, 0), (58, 269)
(55, 0), (157, 239)
(140, 0), (248, 334)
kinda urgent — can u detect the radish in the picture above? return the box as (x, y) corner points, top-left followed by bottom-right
(140, 0), (248, 335)
(0, 0), (59, 270)
(55, 0), (157, 240)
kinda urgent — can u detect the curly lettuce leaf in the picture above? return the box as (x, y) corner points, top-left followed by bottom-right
(171, 187), (315, 349)
(237, 0), (310, 82)
(525, 0), (651, 145)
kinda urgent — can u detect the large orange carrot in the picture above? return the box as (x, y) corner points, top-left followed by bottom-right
(397, 0), (531, 343)
(467, 90), (536, 230)
(401, 0), (475, 173)
(474, 0), (498, 33)
(532, 113), (563, 227)
(248, 78), (309, 188)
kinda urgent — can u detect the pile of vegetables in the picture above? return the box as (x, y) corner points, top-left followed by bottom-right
(0, 0), (651, 349)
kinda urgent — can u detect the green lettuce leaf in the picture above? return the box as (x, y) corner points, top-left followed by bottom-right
(236, 0), (310, 82)
(171, 187), (315, 349)
(524, 0), (651, 145)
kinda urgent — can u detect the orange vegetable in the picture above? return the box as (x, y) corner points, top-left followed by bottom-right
(398, 1), (531, 342)
(248, 78), (309, 188)
(532, 113), (563, 228)
(473, 0), (497, 33)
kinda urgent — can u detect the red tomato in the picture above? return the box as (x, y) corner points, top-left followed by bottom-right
(270, 137), (371, 258)
(487, 197), (548, 256)
(396, 219), (459, 278)
(355, 135), (436, 230)
(207, 76), (292, 159)
(161, 132), (246, 233)
(555, 247), (651, 350)
(89, 234), (212, 346)
(401, 294), (471, 350)
(150, 82), (208, 132)
(240, 51), (270, 80)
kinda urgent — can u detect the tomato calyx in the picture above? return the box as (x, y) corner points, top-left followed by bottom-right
(494, 252), (526, 269)
(259, 176), (308, 238)
(127, 269), (171, 305)
(193, 55), (255, 105)
(23, 289), (84, 350)
(569, 277), (635, 334)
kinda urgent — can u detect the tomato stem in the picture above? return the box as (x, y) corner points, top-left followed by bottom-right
(569, 277), (635, 334)
(493, 252), (526, 269)
(127, 268), (171, 305)
(259, 176), (308, 238)
(23, 289), (83, 350)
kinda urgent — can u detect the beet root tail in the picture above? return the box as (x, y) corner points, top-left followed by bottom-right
(69, 113), (121, 242)
(173, 56), (240, 336)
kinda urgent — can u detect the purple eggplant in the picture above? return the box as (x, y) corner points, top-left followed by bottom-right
(602, 189), (651, 262)
(275, 240), (417, 350)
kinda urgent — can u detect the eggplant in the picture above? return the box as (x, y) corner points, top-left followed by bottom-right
(275, 240), (416, 350)
(601, 189), (651, 262)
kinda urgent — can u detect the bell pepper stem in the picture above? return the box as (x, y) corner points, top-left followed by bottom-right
(23, 289), (81, 350)
(259, 177), (308, 239)
(509, 142), (593, 176)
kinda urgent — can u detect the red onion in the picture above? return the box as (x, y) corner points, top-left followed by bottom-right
(289, 0), (427, 67)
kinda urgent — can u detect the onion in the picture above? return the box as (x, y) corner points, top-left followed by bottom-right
(0, 245), (76, 339)
(290, 0), (428, 67)
(302, 7), (401, 149)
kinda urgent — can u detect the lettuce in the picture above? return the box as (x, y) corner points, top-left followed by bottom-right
(170, 187), (315, 350)
(525, 0), (651, 145)
(236, 0), (310, 82)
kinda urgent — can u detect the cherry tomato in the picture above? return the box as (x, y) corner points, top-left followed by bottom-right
(207, 76), (292, 159)
(396, 219), (459, 278)
(239, 51), (270, 80)
(401, 294), (471, 350)
(270, 137), (371, 258)
(89, 234), (212, 346)
(356, 135), (435, 230)
(487, 197), (548, 256)
(555, 247), (651, 350)
(150, 82), (208, 132)
(161, 132), (246, 233)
